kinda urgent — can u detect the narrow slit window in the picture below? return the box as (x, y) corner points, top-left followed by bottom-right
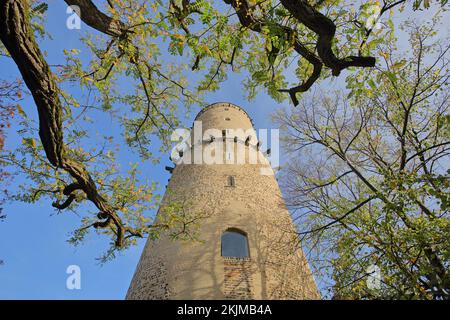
(226, 176), (235, 187)
(221, 229), (249, 258)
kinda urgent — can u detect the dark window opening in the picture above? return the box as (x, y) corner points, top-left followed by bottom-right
(225, 117), (231, 121)
(226, 176), (235, 187)
(221, 229), (249, 258)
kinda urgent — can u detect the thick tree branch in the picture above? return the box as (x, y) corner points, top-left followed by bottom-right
(0, 0), (140, 247)
(52, 194), (76, 210)
(224, 0), (324, 105)
(298, 196), (375, 235)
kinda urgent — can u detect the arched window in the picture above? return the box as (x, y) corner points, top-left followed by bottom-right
(221, 229), (249, 258)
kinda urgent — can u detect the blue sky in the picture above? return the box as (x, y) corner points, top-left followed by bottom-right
(0, 1), (444, 300)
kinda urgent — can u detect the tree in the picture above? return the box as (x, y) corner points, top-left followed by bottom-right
(0, 79), (21, 220)
(274, 16), (450, 299)
(0, 0), (447, 259)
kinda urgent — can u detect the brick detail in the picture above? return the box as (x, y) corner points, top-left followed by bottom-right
(223, 257), (253, 299)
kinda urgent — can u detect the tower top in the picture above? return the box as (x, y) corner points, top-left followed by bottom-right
(194, 102), (254, 126)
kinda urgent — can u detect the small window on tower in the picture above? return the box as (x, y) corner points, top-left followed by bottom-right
(225, 117), (231, 121)
(226, 176), (235, 187)
(221, 229), (249, 258)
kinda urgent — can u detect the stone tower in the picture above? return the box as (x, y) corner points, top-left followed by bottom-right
(126, 102), (320, 300)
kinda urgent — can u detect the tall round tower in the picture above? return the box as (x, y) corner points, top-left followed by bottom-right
(126, 102), (320, 299)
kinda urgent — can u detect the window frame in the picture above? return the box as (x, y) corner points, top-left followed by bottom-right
(221, 228), (250, 259)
